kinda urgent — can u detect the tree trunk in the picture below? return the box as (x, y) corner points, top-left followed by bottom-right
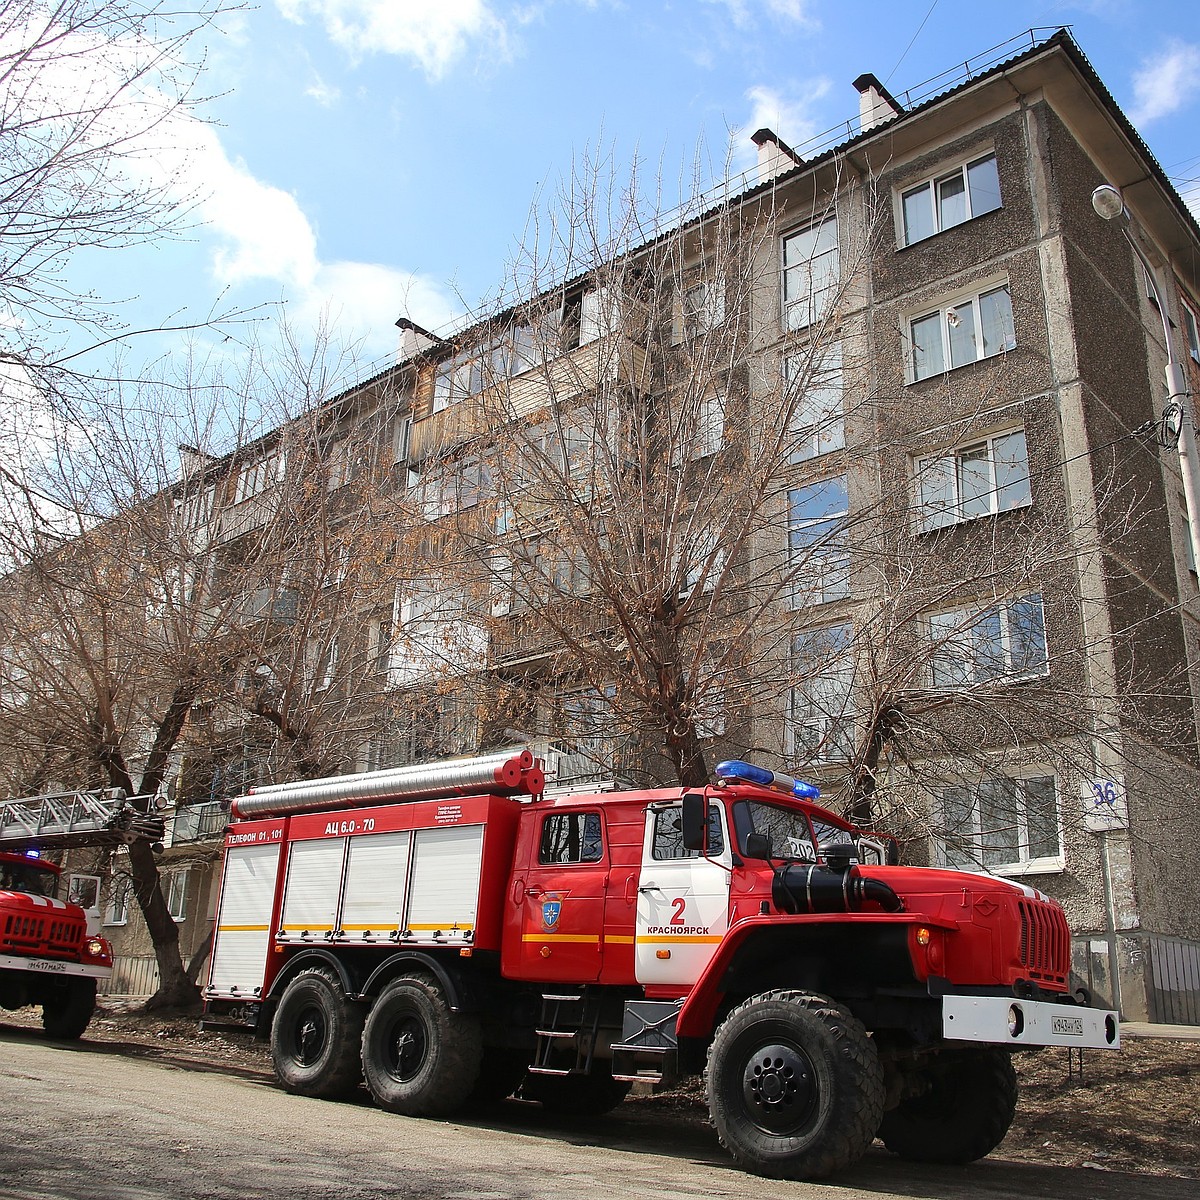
(127, 839), (199, 1011)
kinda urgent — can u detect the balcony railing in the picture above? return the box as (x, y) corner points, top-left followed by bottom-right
(411, 333), (648, 462)
(168, 801), (229, 845)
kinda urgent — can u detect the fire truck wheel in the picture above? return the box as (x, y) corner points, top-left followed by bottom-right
(521, 1072), (632, 1116)
(361, 974), (482, 1117)
(41, 977), (96, 1040)
(270, 966), (365, 1098)
(877, 1047), (1018, 1163)
(705, 989), (884, 1181)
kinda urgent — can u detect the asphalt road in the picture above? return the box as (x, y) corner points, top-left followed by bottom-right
(1, 1023), (1193, 1200)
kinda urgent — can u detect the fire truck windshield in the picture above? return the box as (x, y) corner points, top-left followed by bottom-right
(732, 800), (817, 862)
(0, 859), (58, 897)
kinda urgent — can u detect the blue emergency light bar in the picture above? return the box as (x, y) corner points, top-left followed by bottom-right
(715, 760), (820, 801)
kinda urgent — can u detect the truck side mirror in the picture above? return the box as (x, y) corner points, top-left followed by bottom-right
(681, 792), (707, 852)
(744, 832), (772, 860)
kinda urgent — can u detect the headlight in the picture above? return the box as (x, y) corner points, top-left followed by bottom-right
(85, 937), (105, 956)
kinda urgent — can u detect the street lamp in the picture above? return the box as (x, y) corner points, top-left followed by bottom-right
(1092, 182), (1200, 572)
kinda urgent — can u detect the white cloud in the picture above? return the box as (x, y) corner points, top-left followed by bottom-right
(1129, 39), (1200, 126)
(701, 0), (817, 28)
(13, 13), (458, 358)
(733, 80), (830, 171)
(275, 0), (509, 78)
(305, 74), (342, 106)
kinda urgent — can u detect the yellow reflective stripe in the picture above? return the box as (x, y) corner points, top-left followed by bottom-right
(218, 924), (270, 932)
(521, 933), (600, 944)
(605, 935), (635, 945)
(280, 924), (334, 931)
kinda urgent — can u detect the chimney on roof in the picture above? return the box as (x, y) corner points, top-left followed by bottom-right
(395, 317), (439, 363)
(751, 128), (804, 183)
(853, 73), (903, 133)
(178, 443), (215, 482)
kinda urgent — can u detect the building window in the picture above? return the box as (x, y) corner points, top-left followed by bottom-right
(315, 639), (339, 691)
(788, 476), (850, 605)
(678, 276), (726, 339)
(1182, 298), (1200, 363)
(900, 153), (1002, 246)
(909, 284), (1015, 381)
(675, 527), (727, 599)
(783, 215), (838, 331)
(938, 773), (1062, 873)
(539, 812), (603, 864)
(166, 870), (189, 922)
(915, 427), (1031, 531)
(929, 593), (1048, 688)
(786, 343), (844, 461)
(788, 622), (854, 763)
(104, 877), (131, 926)
(556, 684), (617, 784)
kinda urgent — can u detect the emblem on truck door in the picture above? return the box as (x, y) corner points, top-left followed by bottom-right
(541, 897), (562, 930)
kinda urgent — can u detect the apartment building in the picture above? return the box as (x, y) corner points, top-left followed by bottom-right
(10, 29), (1196, 1021)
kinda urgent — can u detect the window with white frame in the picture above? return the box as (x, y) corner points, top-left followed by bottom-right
(557, 684), (617, 783)
(671, 390), (726, 465)
(938, 773), (1062, 873)
(928, 592), (1048, 688)
(235, 451), (285, 503)
(315, 638), (339, 691)
(1183, 298), (1200, 364)
(909, 283), (1015, 381)
(104, 876), (131, 926)
(786, 343), (844, 461)
(166, 870), (189, 922)
(788, 476), (850, 605)
(915, 427), (1031, 531)
(900, 153), (1002, 246)
(678, 276), (726, 339)
(692, 658), (728, 739)
(783, 215), (838, 331)
(674, 527), (728, 599)
(788, 622), (855, 763)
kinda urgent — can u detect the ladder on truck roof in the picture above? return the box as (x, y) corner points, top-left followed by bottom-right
(0, 787), (166, 853)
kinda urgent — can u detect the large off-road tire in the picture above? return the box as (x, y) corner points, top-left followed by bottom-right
(705, 989), (884, 1181)
(270, 966), (365, 1098)
(361, 974), (482, 1117)
(878, 1047), (1018, 1164)
(522, 1072), (632, 1116)
(41, 977), (96, 1040)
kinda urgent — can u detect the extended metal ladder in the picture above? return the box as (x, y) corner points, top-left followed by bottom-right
(0, 788), (165, 853)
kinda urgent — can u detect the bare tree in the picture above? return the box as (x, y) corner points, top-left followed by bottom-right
(0, 0), (236, 349)
(403, 153), (884, 789)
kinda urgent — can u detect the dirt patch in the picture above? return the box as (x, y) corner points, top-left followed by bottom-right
(8, 1002), (1198, 1178)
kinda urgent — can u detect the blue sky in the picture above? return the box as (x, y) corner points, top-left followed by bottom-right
(64, 1), (1200, 383)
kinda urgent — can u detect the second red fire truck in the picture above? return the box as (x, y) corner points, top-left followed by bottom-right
(203, 750), (1118, 1181)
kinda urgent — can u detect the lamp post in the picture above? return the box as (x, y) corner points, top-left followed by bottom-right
(1092, 182), (1200, 572)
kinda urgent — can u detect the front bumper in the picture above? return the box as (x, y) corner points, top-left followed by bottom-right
(943, 993), (1120, 1049)
(0, 953), (113, 980)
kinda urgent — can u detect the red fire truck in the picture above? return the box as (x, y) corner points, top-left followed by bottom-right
(204, 751), (1118, 1181)
(0, 851), (114, 1038)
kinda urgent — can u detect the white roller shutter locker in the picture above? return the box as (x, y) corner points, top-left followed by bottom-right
(209, 843), (281, 995)
(340, 830), (412, 933)
(279, 838), (346, 938)
(406, 825), (484, 932)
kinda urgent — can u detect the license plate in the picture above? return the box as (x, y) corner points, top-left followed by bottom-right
(1052, 1015), (1085, 1037)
